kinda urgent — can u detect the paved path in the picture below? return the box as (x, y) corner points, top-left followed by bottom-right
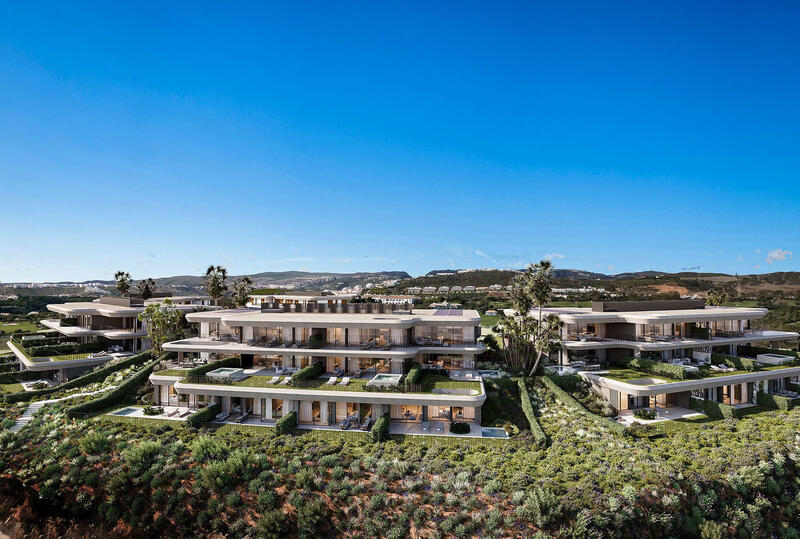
(9, 387), (114, 433)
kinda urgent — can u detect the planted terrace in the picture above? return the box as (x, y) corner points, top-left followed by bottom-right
(9, 334), (112, 362)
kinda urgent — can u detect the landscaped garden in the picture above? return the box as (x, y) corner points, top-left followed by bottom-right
(4, 364), (800, 536)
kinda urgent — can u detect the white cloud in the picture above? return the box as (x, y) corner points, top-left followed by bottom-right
(754, 248), (762, 255)
(607, 265), (614, 271)
(737, 255), (743, 262)
(766, 249), (793, 264)
(332, 258), (352, 264)
(543, 252), (567, 261)
(473, 249), (489, 259)
(754, 264), (761, 270)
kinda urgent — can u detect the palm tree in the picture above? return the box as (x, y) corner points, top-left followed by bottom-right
(203, 265), (228, 306)
(500, 259), (561, 375)
(138, 277), (156, 300)
(114, 271), (131, 297)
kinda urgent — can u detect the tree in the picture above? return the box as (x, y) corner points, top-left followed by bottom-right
(138, 299), (184, 354)
(138, 278), (156, 300)
(232, 276), (254, 307)
(114, 271), (131, 297)
(498, 260), (563, 376)
(203, 265), (228, 306)
(706, 288), (727, 306)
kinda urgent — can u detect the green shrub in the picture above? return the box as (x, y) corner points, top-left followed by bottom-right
(627, 357), (688, 380)
(688, 396), (772, 419)
(633, 408), (657, 420)
(450, 422), (470, 434)
(4, 351), (156, 403)
(143, 405), (164, 416)
(711, 353), (756, 372)
(757, 391), (800, 411)
(517, 379), (547, 446)
(66, 358), (160, 418)
(541, 376), (627, 436)
(275, 411), (297, 434)
(404, 362), (422, 385)
(309, 333), (324, 349)
(0, 370), (44, 384)
(739, 345), (800, 360)
(371, 413), (390, 442)
(25, 341), (106, 357)
(187, 403), (222, 427)
(291, 361), (324, 384)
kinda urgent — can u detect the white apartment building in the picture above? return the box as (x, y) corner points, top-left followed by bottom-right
(151, 298), (486, 433)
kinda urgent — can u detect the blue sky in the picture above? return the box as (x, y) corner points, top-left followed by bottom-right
(1, 2), (798, 282)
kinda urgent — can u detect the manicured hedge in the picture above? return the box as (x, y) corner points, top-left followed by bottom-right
(450, 422), (471, 434)
(404, 362), (422, 385)
(188, 403), (222, 427)
(517, 378), (547, 446)
(689, 396), (773, 419)
(541, 376), (628, 436)
(757, 391), (800, 411)
(23, 341), (107, 357)
(187, 356), (240, 377)
(275, 411), (298, 434)
(371, 412), (390, 442)
(739, 345), (800, 360)
(3, 351), (155, 403)
(0, 361), (20, 373)
(66, 358), (160, 418)
(291, 361), (325, 383)
(711, 353), (756, 372)
(0, 370), (44, 384)
(625, 357), (689, 380)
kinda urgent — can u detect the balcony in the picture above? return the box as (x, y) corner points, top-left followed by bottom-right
(564, 329), (797, 348)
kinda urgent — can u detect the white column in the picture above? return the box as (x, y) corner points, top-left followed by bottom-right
(243, 326), (253, 341)
(222, 396), (231, 412)
(253, 397), (262, 417)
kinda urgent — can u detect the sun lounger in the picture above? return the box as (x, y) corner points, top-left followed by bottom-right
(435, 422), (444, 434)
(166, 408), (179, 417)
(340, 418), (350, 430)
(360, 417), (371, 430)
(235, 413), (248, 423)
(179, 409), (192, 418)
(280, 377), (292, 385)
(326, 376), (339, 385)
(339, 376), (350, 386)
(215, 412), (230, 422)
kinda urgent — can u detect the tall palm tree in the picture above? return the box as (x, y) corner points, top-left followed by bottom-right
(203, 265), (228, 306)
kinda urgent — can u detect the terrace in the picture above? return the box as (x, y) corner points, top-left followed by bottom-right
(152, 366), (483, 395)
(563, 329), (797, 350)
(8, 335), (128, 367)
(600, 362), (798, 385)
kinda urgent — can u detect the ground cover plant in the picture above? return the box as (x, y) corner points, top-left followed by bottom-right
(5, 376), (800, 536)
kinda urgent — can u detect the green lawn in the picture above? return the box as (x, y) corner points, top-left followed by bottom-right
(0, 321), (40, 335)
(603, 363), (799, 385)
(480, 314), (500, 327)
(184, 373), (482, 394)
(152, 369), (190, 377)
(0, 382), (24, 394)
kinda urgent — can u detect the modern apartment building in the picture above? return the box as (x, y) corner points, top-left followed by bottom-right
(246, 291), (354, 309)
(9, 295), (215, 381)
(151, 296), (487, 434)
(520, 300), (800, 414)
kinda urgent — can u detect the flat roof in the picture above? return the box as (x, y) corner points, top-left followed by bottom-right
(505, 305), (769, 324)
(47, 301), (143, 317)
(186, 307), (481, 327)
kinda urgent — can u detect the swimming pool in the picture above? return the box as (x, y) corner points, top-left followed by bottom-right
(206, 367), (247, 381)
(111, 407), (138, 416)
(481, 427), (508, 438)
(367, 373), (403, 387)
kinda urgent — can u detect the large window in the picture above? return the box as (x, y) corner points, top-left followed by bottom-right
(253, 326), (283, 345)
(415, 325), (467, 345)
(327, 327), (345, 345)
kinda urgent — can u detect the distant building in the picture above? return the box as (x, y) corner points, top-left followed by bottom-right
(437, 286), (450, 293)
(488, 284), (502, 291)
(451, 286), (463, 292)
(405, 286), (422, 294)
(422, 286), (436, 293)
(463, 286), (476, 292)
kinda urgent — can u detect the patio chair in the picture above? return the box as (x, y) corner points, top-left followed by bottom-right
(421, 422), (430, 432)
(326, 376), (339, 385)
(434, 422), (444, 434)
(339, 418), (350, 430)
(339, 376), (351, 386)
